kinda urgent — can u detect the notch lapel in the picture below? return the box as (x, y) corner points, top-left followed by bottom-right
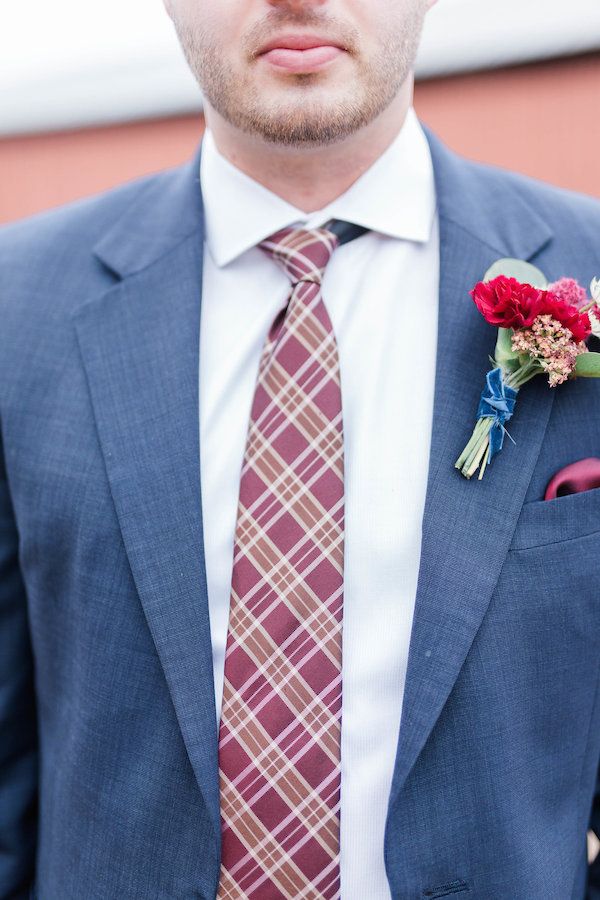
(387, 130), (556, 813)
(73, 149), (222, 841)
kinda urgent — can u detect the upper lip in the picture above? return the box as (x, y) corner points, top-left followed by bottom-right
(258, 33), (344, 55)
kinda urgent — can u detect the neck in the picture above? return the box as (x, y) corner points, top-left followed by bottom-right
(204, 80), (413, 213)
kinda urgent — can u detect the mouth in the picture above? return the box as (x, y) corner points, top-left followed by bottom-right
(257, 33), (347, 74)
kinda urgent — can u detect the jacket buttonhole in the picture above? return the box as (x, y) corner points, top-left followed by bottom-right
(422, 878), (471, 898)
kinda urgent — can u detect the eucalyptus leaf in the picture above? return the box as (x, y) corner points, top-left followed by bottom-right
(494, 327), (519, 364)
(574, 352), (600, 378)
(493, 329), (520, 375)
(483, 258), (548, 289)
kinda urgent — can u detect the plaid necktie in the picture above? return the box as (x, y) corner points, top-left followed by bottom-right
(217, 226), (345, 899)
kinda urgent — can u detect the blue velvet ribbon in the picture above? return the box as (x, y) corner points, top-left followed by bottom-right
(476, 367), (518, 460)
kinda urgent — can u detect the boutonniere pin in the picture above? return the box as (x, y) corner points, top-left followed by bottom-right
(455, 259), (600, 480)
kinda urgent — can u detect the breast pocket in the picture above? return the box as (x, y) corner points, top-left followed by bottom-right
(501, 488), (600, 647)
(510, 486), (600, 550)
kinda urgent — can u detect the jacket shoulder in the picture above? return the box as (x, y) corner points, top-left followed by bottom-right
(0, 164), (192, 316)
(476, 158), (600, 224)
(1, 168), (167, 248)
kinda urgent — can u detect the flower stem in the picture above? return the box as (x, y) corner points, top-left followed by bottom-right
(455, 416), (489, 471)
(455, 359), (536, 479)
(506, 360), (540, 389)
(455, 417), (493, 478)
(456, 352), (543, 480)
(466, 432), (491, 479)
(478, 448), (490, 480)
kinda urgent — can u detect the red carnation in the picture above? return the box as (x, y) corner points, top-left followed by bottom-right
(470, 276), (544, 329)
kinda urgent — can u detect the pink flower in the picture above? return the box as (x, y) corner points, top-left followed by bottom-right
(547, 277), (588, 309)
(541, 296), (591, 343)
(511, 314), (587, 387)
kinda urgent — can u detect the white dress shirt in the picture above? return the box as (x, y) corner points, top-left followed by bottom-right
(198, 107), (439, 899)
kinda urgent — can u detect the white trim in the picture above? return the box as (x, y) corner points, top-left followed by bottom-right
(418, 0), (600, 77)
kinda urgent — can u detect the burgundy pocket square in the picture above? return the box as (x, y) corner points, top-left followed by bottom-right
(544, 457), (600, 501)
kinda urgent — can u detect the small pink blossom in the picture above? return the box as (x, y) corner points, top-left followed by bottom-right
(512, 314), (587, 387)
(547, 277), (588, 309)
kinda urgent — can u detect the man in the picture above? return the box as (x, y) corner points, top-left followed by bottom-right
(1, 0), (599, 897)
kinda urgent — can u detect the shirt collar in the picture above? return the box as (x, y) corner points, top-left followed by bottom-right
(200, 107), (437, 268)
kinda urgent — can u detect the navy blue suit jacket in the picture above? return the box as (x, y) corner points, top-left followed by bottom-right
(1, 127), (600, 899)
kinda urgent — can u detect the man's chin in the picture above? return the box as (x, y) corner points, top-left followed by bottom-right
(202, 64), (400, 149)
(223, 83), (373, 147)
(235, 107), (368, 148)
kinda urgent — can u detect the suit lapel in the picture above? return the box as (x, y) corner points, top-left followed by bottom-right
(73, 150), (221, 840)
(387, 130), (556, 811)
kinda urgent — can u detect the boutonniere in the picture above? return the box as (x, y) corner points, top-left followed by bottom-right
(455, 259), (600, 480)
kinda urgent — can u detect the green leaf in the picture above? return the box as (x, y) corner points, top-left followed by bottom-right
(494, 327), (520, 371)
(575, 352), (600, 378)
(483, 258), (548, 289)
(495, 327), (517, 358)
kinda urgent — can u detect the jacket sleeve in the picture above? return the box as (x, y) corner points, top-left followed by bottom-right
(0, 426), (38, 899)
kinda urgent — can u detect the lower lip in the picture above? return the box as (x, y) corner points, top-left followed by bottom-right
(260, 46), (344, 73)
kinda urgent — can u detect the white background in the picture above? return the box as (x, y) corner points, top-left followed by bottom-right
(2, 0), (600, 135)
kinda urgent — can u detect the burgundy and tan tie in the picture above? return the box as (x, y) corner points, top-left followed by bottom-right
(217, 227), (345, 899)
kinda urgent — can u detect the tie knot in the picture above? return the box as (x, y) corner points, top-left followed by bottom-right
(259, 227), (339, 286)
